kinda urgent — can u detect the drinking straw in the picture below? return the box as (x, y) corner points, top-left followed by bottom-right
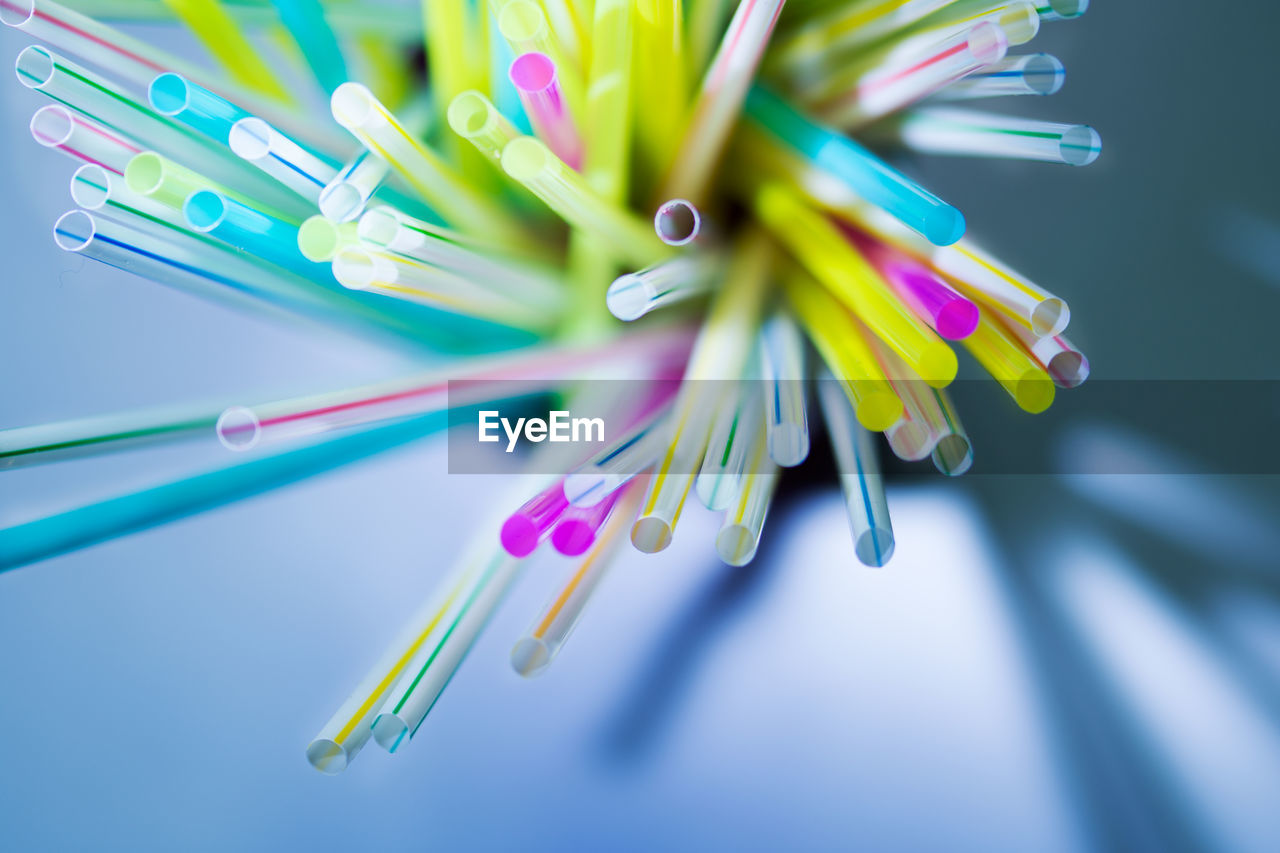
(296, 215), (357, 262)
(811, 22), (1009, 129)
(330, 84), (530, 247)
(759, 309), (811, 466)
(852, 232), (979, 340)
(770, 0), (955, 79)
(632, 234), (771, 553)
(927, 386), (974, 476)
(582, 0), (634, 205)
(539, 0), (587, 68)
(0, 410), (448, 573)
(422, 0), (488, 177)
(496, 0), (585, 122)
(0, 402), (219, 470)
(606, 252), (717, 321)
(652, 199), (703, 246)
(655, 0), (785, 206)
(306, 554), (481, 773)
(931, 53), (1064, 100)
(270, 0), (348, 93)
(631, 0), (688, 182)
(1037, 0), (1087, 21)
(962, 305), (1056, 413)
(998, 320), (1090, 389)
(147, 72), (249, 144)
(866, 334), (936, 462)
(228, 117), (342, 201)
(184, 190), (324, 281)
(550, 486), (625, 557)
(715, 428), (780, 566)
(816, 370), (895, 567)
(447, 88), (526, 173)
(318, 149), (390, 222)
(884, 106), (1102, 166)
(783, 269), (903, 432)
(370, 545), (524, 752)
(29, 104), (140, 174)
(68, 0), (421, 35)
(124, 151), (300, 223)
(159, 0), (290, 99)
(562, 407), (673, 507)
(500, 480), (569, 557)
(214, 327), (692, 450)
(755, 183), (958, 387)
(696, 381), (764, 511)
(743, 86), (965, 246)
(929, 239), (1069, 336)
(687, 0), (735, 81)
(509, 52), (583, 170)
(71, 164), (187, 231)
(500, 135), (673, 268)
(485, 10), (528, 135)
(510, 483), (643, 677)
(907, 1), (1040, 49)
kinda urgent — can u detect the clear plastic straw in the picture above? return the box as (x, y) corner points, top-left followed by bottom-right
(30, 104), (140, 174)
(927, 386), (974, 476)
(760, 310), (811, 467)
(931, 239), (1070, 336)
(999, 319), (1090, 389)
(696, 381), (764, 511)
(562, 407), (674, 507)
(1037, 0), (1088, 22)
(447, 89), (526, 170)
(319, 149), (390, 222)
(228, 117), (341, 201)
(71, 163), (186, 229)
(853, 232), (979, 340)
(932, 53), (1065, 100)
(271, 0), (349, 93)
(123, 151), (298, 222)
(886, 106), (1102, 166)
(500, 135), (672, 268)
(963, 306), (1056, 413)
(653, 198), (704, 246)
(867, 334), (937, 462)
(907, 1), (1041, 49)
(817, 371), (895, 567)
(147, 72), (249, 144)
(509, 52), (582, 169)
(606, 252), (717, 321)
(510, 483), (642, 677)
(297, 215), (357, 262)
(772, 0), (955, 79)
(743, 86), (965, 246)
(715, 427), (780, 566)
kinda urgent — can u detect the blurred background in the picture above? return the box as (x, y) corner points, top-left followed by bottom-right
(3, 2), (1280, 851)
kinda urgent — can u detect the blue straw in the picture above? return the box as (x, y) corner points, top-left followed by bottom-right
(184, 190), (324, 281)
(271, 0), (350, 94)
(745, 85), (965, 246)
(149, 73), (251, 145)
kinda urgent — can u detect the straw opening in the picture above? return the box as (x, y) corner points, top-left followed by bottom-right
(15, 45), (53, 89)
(1014, 370), (1055, 413)
(855, 527), (895, 567)
(1048, 0), (1089, 18)
(1060, 125), (1101, 167)
(319, 182), (363, 222)
(228, 118), (273, 160)
(52, 210), (94, 252)
(1031, 298), (1068, 337)
(370, 713), (409, 752)
(1025, 54), (1065, 95)
(124, 152), (165, 195)
(966, 22), (1008, 66)
(148, 73), (191, 116)
(184, 190), (228, 232)
(357, 208), (399, 248)
(447, 91), (496, 138)
(606, 273), (648, 321)
(932, 434), (973, 476)
(304, 739), (348, 774)
(501, 136), (551, 181)
(216, 406), (262, 451)
(631, 516), (672, 553)
(1048, 351), (1090, 389)
(331, 83), (376, 129)
(716, 524), (759, 566)
(30, 105), (73, 147)
(70, 165), (111, 210)
(654, 199), (701, 246)
(297, 217), (341, 262)
(0, 0), (35, 26)
(511, 637), (552, 677)
(509, 52), (556, 93)
(332, 247), (379, 290)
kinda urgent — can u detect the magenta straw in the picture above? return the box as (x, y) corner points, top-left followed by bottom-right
(551, 487), (624, 556)
(501, 479), (570, 557)
(849, 229), (979, 340)
(509, 52), (582, 170)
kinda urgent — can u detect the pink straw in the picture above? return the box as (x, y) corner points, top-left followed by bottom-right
(551, 487), (624, 556)
(509, 52), (582, 170)
(846, 228), (979, 340)
(501, 479), (570, 557)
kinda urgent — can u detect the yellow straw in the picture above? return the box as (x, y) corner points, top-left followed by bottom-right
(583, 0), (635, 205)
(160, 0), (290, 100)
(424, 0), (490, 175)
(497, 0), (586, 121)
(632, 0), (688, 189)
(963, 306), (1056, 413)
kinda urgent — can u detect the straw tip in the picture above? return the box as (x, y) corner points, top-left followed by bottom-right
(631, 516), (672, 553)
(148, 72), (190, 115)
(855, 528), (895, 567)
(716, 525), (759, 567)
(510, 637), (551, 677)
(1014, 371), (1056, 414)
(500, 516), (540, 558)
(501, 136), (551, 181)
(855, 390), (904, 433)
(924, 205), (966, 247)
(936, 299), (980, 340)
(304, 739), (349, 774)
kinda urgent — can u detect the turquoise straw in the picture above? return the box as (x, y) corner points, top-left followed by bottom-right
(745, 85), (965, 246)
(0, 411), (448, 573)
(148, 73), (251, 145)
(184, 190), (323, 281)
(271, 0), (349, 94)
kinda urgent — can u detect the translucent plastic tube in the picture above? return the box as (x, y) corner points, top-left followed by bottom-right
(888, 106), (1102, 166)
(30, 104), (140, 174)
(909, 1), (1041, 49)
(688, 0), (734, 80)
(582, 0), (633, 204)
(371, 547), (523, 752)
(652, 199), (704, 246)
(538, 0), (586, 68)
(927, 386), (974, 476)
(854, 233), (979, 340)
(509, 52), (581, 170)
(297, 215), (357, 262)
(331, 83), (529, 247)
(607, 252), (717, 321)
(931, 239), (1069, 337)
(816, 372), (896, 568)
(496, 0), (584, 120)
(783, 270), (903, 432)
(511, 484), (641, 677)
(500, 480), (569, 557)
(715, 430), (780, 567)
(123, 151), (295, 223)
(447, 89), (525, 167)
(744, 86), (965, 246)
(814, 22), (1009, 129)
(228, 117), (341, 201)
(0, 402), (218, 470)
(931, 53), (1064, 100)
(772, 0), (954, 77)
(760, 310), (810, 467)
(963, 306), (1056, 413)
(319, 149), (389, 222)
(756, 184), (958, 387)
(271, 0), (348, 93)
(158, 0), (289, 99)
(1037, 0), (1088, 21)
(1000, 320), (1091, 389)
(656, 0), (786, 205)
(696, 382), (763, 511)
(501, 135), (672, 268)
(551, 487), (624, 557)
(631, 0), (688, 181)
(867, 336), (937, 462)
(72, 163), (185, 229)
(563, 408), (672, 507)
(147, 72), (249, 144)
(185, 190), (323, 281)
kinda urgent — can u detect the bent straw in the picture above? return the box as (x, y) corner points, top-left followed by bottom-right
(510, 52), (582, 169)
(884, 106), (1103, 166)
(511, 483), (643, 677)
(715, 427), (780, 566)
(755, 183), (958, 387)
(271, 0), (349, 94)
(696, 381), (764, 511)
(963, 306), (1056, 413)
(632, 234), (771, 553)
(501, 135), (673, 268)
(606, 252), (717, 321)
(297, 215), (357, 262)
(743, 86), (964, 246)
(655, 0), (785, 206)
(931, 53), (1065, 100)
(816, 370), (896, 568)
(551, 487), (625, 556)
(0, 411), (448, 573)
(760, 309), (810, 467)
(852, 232), (979, 340)
(927, 386), (974, 476)
(783, 269), (903, 432)
(159, 0), (290, 99)
(0, 402), (219, 469)
(148, 72), (249, 144)
(30, 104), (140, 174)
(330, 83), (531, 248)
(319, 149), (390, 222)
(228, 117), (341, 201)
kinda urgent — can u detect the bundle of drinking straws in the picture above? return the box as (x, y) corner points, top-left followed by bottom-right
(0, 0), (1097, 771)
